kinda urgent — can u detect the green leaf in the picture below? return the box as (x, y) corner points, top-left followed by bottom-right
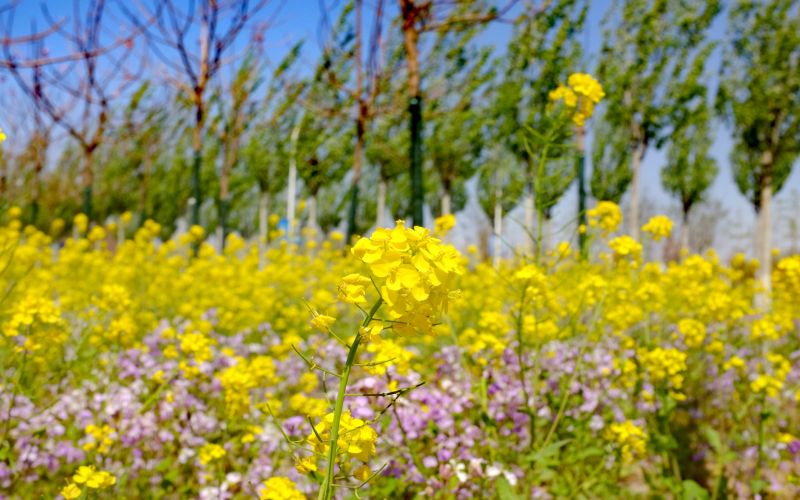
(526, 439), (572, 464)
(700, 425), (722, 451)
(682, 479), (710, 500)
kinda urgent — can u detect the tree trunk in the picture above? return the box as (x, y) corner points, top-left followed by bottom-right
(287, 121), (301, 243)
(82, 148), (94, 219)
(400, 1), (424, 227)
(576, 126), (587, 257)
(32, 157), (43, 226)
(258, 189), (269, 269)
(755, 168), (773, 310)
(138, 153), (151, 228)
(307, 194), (318, 236)
(680, 209), (690, 255)
(409, 96), (424, 227)
(494, 173), (503, 269)
(629, 142), (644, 240)
(347, 0), (365, 242)
(219, 133), (237, 250)
(441, 189), (451, 216)
(523, 184), (534, 255)
(190, 102), (204, 228)
(376, 178), (387, 228)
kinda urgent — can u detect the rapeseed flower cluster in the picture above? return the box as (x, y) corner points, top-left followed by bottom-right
(606, 421), (647, 462)
(350, 220), (464, 335)
(306, 411), (378, 472)
(587, 201), (622, 235)
(548, 73), (605, 126)
(642, 215), (673, 241)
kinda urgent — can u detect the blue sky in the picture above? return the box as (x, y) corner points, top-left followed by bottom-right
(3, 0), (799, 253)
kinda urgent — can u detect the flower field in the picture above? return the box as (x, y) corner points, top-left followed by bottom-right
(1, 208), (799, 499)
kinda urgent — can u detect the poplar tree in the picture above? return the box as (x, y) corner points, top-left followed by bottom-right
(595, 0), (720, 239)
(717, 0), (800, 301)
(493, 0), (587, 252)
(660, 46), (718, 252)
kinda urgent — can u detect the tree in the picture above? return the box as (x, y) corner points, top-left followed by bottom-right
(596, 0), (720, 239)
(478, 147), (525, 267)
(717, 0), (800, 302)
(366, 112), (408, 228)
(129, 0), (270, 228)
(242, 42), (303, 257)
(493, 0), (587, 252)
(3, 0), (139, 220)
(660, 46), (718, 252)
(214, 55), (261, 246)
(425, 21), (491, 217)
(397, 0), (516, 227)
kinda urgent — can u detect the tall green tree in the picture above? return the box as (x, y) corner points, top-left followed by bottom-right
(397, 0), (512, 227)
(133, 0), (269, 229)
(425, 22), (492, 217)
(242, 42), (304, 256)
(478, 147), (525, 267)
(717, 0), (800, 301)
(660, 46), (718, 252)
(214, 55), (262, 246)
(595, 0), (721, 239)
(493, 0), (587, 252)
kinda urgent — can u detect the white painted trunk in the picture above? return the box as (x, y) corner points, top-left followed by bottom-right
(307, 195), (318, 236)
(376, 179), (387, 228)
(541, 217), (550, 255)
(441, 191), (452, 216)
(523, 189), (534, 254)
(756, 183), (773, 310)
(117, 217), (124, 244)
(494, 186), (503, 269)
(258, 190), (268, 269)
(629, 144), (643, 240)
(215, 226), (224, 253)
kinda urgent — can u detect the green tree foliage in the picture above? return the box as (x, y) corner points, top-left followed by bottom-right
(660, 45), (718, 248)
(717, 0), (800, 297)
(595, 0), (721, 237)
(492, 0), (587, 242)
(425, 22), (492, 217)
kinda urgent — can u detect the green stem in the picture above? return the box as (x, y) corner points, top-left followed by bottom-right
(318, 297), (383, 500)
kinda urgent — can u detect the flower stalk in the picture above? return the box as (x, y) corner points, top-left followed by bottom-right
(318, 297), (383, 500)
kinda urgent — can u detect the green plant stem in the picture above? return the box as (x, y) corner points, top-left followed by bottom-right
(318, 297), (383, 500)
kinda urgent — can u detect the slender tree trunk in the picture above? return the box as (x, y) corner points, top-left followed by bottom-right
(347, 0), (365, 242)
(755, 165), (773, 310)
(541, 215), (550, 255)
(524, 156), (535, 255)
(680, 209), (690, 255)
(258, 189), (269, 269)
(494, 172), (503, 269)
(287, 121), (301, 242)
(82, 148), (94, 219)
(441, 189), (451, 216)
(32, 158), (43, 225)
(138, 154), (151, 228)
(576, 126), (587, 257)
(190, 110), (203, 228)
(219, 134), (238, 250)
(400, 1), (424, 227)
(307, 194), (318, 235)
(376, 178), (387, 228)
(629, 142), (645, 240)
